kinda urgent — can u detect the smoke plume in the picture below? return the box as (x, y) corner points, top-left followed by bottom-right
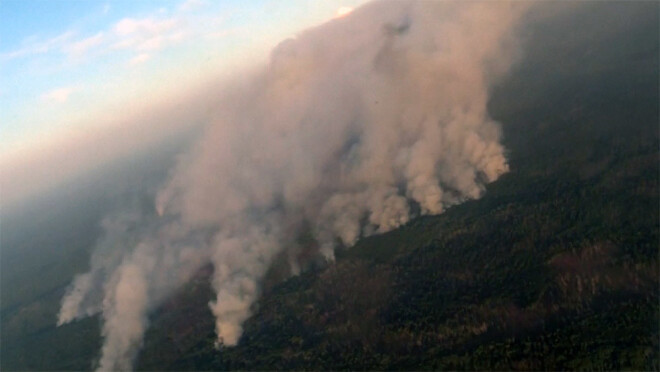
(57, 1), (528, 370)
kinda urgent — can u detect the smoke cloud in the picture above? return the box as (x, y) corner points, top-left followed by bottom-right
(57, 1), (529, 370)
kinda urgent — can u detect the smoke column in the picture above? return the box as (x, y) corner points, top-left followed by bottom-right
(57, 1), (529, 370)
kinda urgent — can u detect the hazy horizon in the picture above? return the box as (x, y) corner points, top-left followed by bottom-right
(1, 1), (657, 371)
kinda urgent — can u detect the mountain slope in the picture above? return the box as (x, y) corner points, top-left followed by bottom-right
(136, 2), (659, 371)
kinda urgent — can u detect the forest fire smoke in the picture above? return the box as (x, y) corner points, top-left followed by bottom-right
(57, 1), (528, 370)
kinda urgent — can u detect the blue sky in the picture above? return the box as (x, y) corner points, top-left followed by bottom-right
(0, 0), (367, 158)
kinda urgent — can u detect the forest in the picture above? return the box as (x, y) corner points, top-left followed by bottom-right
(1, 2), (657, 371)
(135, 2), (659, 370)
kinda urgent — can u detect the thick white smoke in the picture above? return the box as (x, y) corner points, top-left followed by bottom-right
(57, 1), (528, 370)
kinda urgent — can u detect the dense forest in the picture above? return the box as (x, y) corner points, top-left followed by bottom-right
(2, 2), (657, 371)
(135, 3), (659, 370)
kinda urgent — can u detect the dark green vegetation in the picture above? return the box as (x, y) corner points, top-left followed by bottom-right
(2, 2), (658, 371)
(137, 3), (659, 371)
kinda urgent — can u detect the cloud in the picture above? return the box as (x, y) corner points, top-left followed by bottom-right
(66, 32), (105, 57)
(1, 7), (189, 64)
(179, 0), (206, 12)
(114, 17), (178, 36)
(56, 2), (531, 370)
(1, 31), (75, 60)
(41, 86), (80, 103)
(205, 29), (234, 40)
(110, 16), (189, 55)
(129, 53), (151, 65)
(2, 1), (229, 72)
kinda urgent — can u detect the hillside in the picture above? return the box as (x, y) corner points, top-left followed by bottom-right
(136, 2), (659, 371)
(1, 2), (657, 371)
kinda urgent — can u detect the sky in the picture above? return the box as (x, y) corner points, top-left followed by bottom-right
(0, 0), (368, 206)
